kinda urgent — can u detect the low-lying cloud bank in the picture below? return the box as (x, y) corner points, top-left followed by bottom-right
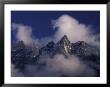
(11, 54), (97, 77)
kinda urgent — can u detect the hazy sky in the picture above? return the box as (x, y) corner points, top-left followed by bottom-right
(11, 11), (100, 42)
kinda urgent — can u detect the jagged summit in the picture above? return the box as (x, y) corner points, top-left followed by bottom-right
(12, 40), (25, 51)
(16, 40), (24, 45)
(59, 35), (70, 43)
(58, 35), (70, 45)
(56, 35), (71, 54)
(75, 41), (88, 46)
(61, 35), (68, 40)
(71, 41), (99, 59)
(46, 41), (55, 48)
(77, 41), (86, 44)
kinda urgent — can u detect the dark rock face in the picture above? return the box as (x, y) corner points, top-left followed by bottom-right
(70, 41), (100, 76)
(11, 35), (100, 76)
(71, 41), (99, 61)
(11, 41), (38, 70)
(71, 41), (99, 55)
(56, 35), (71, 55)
(39, 41), (55, 58)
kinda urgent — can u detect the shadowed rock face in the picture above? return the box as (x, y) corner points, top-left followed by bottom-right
(56, 35), (71, 54)
(11, 35), (100, 76)
(71, 41), (99, 58)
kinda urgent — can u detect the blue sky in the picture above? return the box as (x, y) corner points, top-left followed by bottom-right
(11, 11), (100, 40)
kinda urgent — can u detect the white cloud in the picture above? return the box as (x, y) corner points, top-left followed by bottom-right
(45, 54), (97, 76)
(46, 54), (83, 76)
(12, 23), (40, 47)
(53, 14), (99, 46)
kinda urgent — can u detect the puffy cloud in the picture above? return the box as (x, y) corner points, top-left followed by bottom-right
(53, 14), (99, 46)
(12, 23), (40, 47)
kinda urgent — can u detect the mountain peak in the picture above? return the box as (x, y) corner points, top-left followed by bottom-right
(46, 41), (55, 48)
(59, 35), (70, 45)
(15, 40), (25, 48)
(17, 40), (24, 44)
(56, 35), (71, 54)
(63, 35), (68, 38)
(60, 35), (68, 41)
(76, 41), (87, 46)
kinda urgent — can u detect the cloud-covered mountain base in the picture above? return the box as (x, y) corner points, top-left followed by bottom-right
(11, 54), (98, 77)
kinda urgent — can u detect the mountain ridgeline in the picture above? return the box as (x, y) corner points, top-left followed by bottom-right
(11, 35), (100, 76)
